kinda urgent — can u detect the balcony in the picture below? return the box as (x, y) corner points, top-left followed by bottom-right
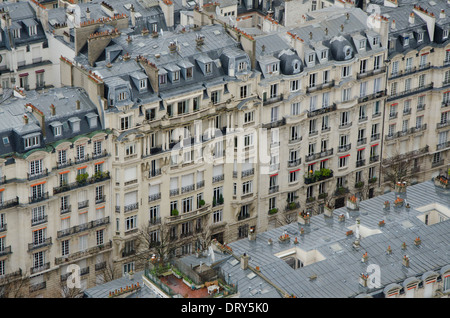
(241, 168), (254, 178)
(197, 180), (205, 189)
(30, 263), (50, 275)
(29, 192), (49, 204)
(148, 192), (161, 202)
(432, 160), (444, 168)
(338, 144), (351, 153)
(28, 238), (52, 252)
(75, 154), (90, 165)
(55, 241), (113, 265)
(369, 155), (380, 163)
(288, 158), (301, 167)
(0, 197), (19, 210)
(357, 138), (367, 147)
(437, 121), (450, 129)
(339, 122), (352, 130)
(371, 133), (380, 142)
(181, 184), (195, 194)
(263, 94), (283, 106)
(285, 202), (300, 212)
(387, 83), (434, 102)
(149, 217), (162, 226)
(31, 215), (48, 226)
(306, 80), (335, 93)
(29, 282), (47, 293)
(356, 159), (366, 168)
(92, 150), (108, 160)
(382, 146), (429, 166)
(0, 246), (12, 257)
(149, 169), (162, 178)
(389, 112), (398, 120)
(124, 203), (139, 213)
(57, 216), (110, 239)
(357, 66), (386, 80)
(357, 90), (386, 103)
(53, 171), (110, 195)
(389, 63), (431, 80)
(417, 104), (426, 111)
(304, 169), (333, 185)
(60, 205), (71, 215)
(56, 159), (72, 170)
(95, 195), (106, 204)
(437, 141), (450, 151)
(95, 262), (107, 271)
(0, 223), (6, 233)
(335, 186), (350, 196)
(262, 118), (286, 129)
(122, 249), (136, 258)
(27, 169), (49, 181)
(403, 108), (412, 116)
(355, 181), (365, 189)
(78, 200), (89, 209)
(385, 124), (428, 141)
(307, 103), (337, 118)
(170, 189), (179, 197)
(212, 174), (224, 183)
(305, 148), (333, 163)
(269, 185), (279, 194)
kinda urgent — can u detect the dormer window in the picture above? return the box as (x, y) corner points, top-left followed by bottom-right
(417, 32), (424, 43)
(372, 36), (380, 46)
(118, 92), (126, 101)
(186, 67), (193, 79)
(267, 63), (279, 74)
(68, 118), (80, 133)
(172, 71), (180, 82)
(404, 36), (410, 47)
(86, 113), (98, 129)
(359, 40), (366, 50)
(308, 53), (315, 63)
(238, 61), (247, 72)
(444, 29), (449, 40)
(320, 50), (328, 60)
(159, 73), (167, 85)
(139, 79), (147, 89)
(205, 62), (212, 74)
(50, 122), (63, 137)
(24, 134), (40, 149)
(29, 25), (37, 36)
(344, 46), (353, 59)
(12, 29), (20, 39)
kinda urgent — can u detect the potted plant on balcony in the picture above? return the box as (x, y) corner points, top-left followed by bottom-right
(288, 202), (298, 210)
(171, 209), (179, 216)
(355, 181), (364, 189)
(218, 194), (224, 205)
(76, 172), (89, 185)
(199, 199), (205, 207)
(269, 208), (278, 215)
(368, 177), (377, 184)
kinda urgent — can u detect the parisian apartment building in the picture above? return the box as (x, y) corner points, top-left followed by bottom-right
(0, 0), (448, 297)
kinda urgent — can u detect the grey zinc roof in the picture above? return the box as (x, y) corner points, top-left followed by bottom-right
(217, 181), (450, 298)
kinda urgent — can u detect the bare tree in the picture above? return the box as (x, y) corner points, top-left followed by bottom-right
(59, 281), (84, 298)
(382, 150), (415, 188)
(0, 272), (28, 298)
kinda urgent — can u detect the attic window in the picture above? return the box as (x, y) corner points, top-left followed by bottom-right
(186, 67), (193, 79)
(320, 50), (328, 60)
(404, 36), (410, 47)
(172, 70), (180, 82)
(267, 63), (278, 74)
(372, 36), (380, 46)
(12, 29), (20, 39)
(359, 40), (366, 50)
(118, 92), (127, 101)
(205, 62), (212, 74)
(24, 134), (40, 149)
(238, 61), (247, 72)
(308, 53), (315, 63)
(2, 137), (9, 145)
(417, 32), (424, 43)
(444, 29), (449, 40)
(29, 25), (37, 36)
(159, 74), (167, 85)
(140, 79), (147, 89)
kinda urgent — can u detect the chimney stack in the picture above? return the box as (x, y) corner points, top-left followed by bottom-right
(240, 253), (249, 270)
(441, 9), (446, 19)
(130, 4), (136, 27)
(409, 12), (415, 24)
(86, 7), (90, 20)
(76, 100), (80, 110)
(391, 19), (396, 30)
(23, 114), (28, 124)
(50, 104), (56, 116)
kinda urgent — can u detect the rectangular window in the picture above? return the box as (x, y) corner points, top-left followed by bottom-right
(61, 240), (70, 256)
